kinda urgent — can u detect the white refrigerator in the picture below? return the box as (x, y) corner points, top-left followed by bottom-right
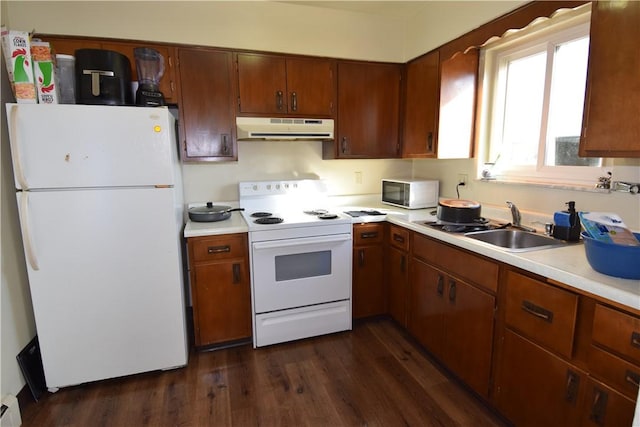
(6, 103), (188, 391)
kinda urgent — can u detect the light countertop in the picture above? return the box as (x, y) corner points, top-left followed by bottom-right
(184, 198), (640, 312)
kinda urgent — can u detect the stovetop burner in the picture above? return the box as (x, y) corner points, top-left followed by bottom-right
(318, 213), (338, 220)
(254, 217), (284, 225)
(304, 209), (328, 215)
(251, 212), (273, 218)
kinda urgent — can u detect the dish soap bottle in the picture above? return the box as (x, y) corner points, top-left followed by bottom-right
(552, 201), (581, 242)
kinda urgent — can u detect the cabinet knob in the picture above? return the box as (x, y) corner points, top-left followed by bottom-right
(427, 131), (434, 152)
(589, 387), (608, 425)
(358, 249), (365, 267)
(232, 263), (241, 284)
(276, 90), (284, 110)
(565, 370), (580, 404)
(436, 274), (444, 297)
(448, 279), (457, 303)
(291, 92), (298, 111)
(341, 136), (348, 154)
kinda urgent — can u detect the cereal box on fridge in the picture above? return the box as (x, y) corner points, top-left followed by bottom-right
(1, 26), (37, 103)
(31, 41), (59, 104)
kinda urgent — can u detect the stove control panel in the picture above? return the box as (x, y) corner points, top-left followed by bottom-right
(239, 180), (327, 197)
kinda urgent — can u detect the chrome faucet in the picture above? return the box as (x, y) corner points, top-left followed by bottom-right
(506, 201), (537, 232)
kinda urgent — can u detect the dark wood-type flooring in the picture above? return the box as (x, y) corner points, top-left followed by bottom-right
(20, 318), (508, 426)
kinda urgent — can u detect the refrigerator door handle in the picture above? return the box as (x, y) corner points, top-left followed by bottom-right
(9, 105), (29, 190)
(19, 192), (40, 271)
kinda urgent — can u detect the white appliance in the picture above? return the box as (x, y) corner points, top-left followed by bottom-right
(6, 103), (188, 391)
(239, 180), (352, 347)
(236, 117), (334, 140)
(381, 178), (439, 209)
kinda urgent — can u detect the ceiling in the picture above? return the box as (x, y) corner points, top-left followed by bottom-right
(276, 1), (432, 19)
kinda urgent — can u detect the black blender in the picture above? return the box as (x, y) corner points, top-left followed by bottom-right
(134, 47), (165, 106)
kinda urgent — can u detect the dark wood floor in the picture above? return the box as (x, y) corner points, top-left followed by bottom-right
(20, 318), (508, 426)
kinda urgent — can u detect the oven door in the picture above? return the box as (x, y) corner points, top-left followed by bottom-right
(251, 233), (352, 313)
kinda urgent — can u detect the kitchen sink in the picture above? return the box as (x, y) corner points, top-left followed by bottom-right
(464, 229), (568, 252)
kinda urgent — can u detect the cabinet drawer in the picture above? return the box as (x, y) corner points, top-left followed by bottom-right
(504, 270), (578, 358)
(353, 223), (384, 246)
(588, 345), (640, 400)
(592, 303), (640, 366)
(413, 233), (498, 293)
(190, 234), (248, 263)
(388, 225), (409, 251)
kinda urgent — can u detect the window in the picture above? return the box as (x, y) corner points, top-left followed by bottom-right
(478, 4), (604, 186)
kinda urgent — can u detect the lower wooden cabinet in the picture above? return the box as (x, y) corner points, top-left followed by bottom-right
(494, 329), (586, 427)
(409, 257), (495, 397)
(187, 233), (251, 347)
(387, 225), (410, 327)
(352, 223), (385, 318)
(581, 377), (637, 427)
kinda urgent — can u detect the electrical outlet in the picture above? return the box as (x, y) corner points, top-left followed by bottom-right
(458, 174), (468, 186)
(355, 171), (363, 184)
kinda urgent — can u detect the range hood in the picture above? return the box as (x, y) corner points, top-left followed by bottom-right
(236, 117), (334, 140)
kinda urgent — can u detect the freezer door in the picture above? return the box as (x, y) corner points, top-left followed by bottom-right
(6, 104), (178, 190)
(17, 187), (188, 388)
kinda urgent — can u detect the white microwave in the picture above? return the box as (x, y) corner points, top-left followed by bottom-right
(381, 179), (439, 209)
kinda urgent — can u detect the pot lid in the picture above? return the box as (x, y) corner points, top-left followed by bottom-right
(189, 202), (232, 214)
(439, 199), (481, 209)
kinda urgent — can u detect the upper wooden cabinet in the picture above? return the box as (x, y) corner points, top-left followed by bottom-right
(236, 53), (336, 117)
(326, 60), (401, 159)
(39, 36), (178, 104)
(402, 50), (439, 158)
(177, 48), (237, 161)
(402, 48), (478, 159)
(579, 1), (640, 157)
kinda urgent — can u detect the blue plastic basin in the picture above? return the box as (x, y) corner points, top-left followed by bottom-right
(581, 232), (640, 280)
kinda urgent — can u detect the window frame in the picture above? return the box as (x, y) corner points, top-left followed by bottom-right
(477, 4), (606, 187)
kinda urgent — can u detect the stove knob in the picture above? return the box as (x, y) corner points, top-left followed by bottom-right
(276, 184), (281, 190)
(284, 183), (289, 189)
(266, 184), (271, 190)
(252, 185), (258, 191)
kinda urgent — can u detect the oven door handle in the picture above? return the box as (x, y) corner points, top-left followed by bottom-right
(253, 234), (351, 250)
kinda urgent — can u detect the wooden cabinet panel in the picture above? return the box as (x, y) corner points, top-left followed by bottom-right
(236, 53), (335, 117)
(388, 245), (409, 327)
(285, 57), (335, 116)
(42, 36), (178, 104)
(592, 303), (640, 365)
(402, 50), (439, 158)
(581, 377), (637, 427)
(332, 61), (401, 159)
(579, 1), (640, 157)
(504, 270), (578, 358)
(588, 344), (640, 400)
(412, 232), (498, 293)
(352, 223), (385, 319)
(178, 48), (236, 161)
(388, 224), (409, 252)
(436, 50), (478, 159)
(495, 329), (585, 427)
(192, 233), (247, 262)
(188, 234), (251, 347)
(409, 258), (494, 397)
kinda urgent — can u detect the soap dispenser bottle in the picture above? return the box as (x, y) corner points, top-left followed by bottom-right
(552, 201), (581, 241)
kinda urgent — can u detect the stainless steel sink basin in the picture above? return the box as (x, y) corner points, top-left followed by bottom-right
(464, 229), (568, 252)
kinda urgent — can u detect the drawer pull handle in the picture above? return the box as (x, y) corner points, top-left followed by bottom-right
(360, 232), (378, 239)
(521, 300), (554, 323)
(625, 370), (640, 388)
(436, 274), (444, 297)
(208, 245), (231, 254)
(631, 331), (640, 349)
(565, 370), (580, 404)
(448, 279), (457, 303)
(393, 234), (405, 243)
(589, 387), (608, 426)
(358, 249), (365, 267)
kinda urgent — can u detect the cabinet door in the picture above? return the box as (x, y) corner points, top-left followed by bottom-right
(436, 49), (478, 159)
(192, 260), (251, 346)
(580, 377), (637, 427)
(352, 245), (385, 318)
(236, 53), (287, 115)
(285, 57), (336, 117)
(178, 48), (236, 161)
(402, 50), (439, 158)
(579, 1), (640, 157)
(444, 277), (495, 397)
(336, 61), (401, 158)
(388, 245), (409, 327)
(495, 329), (585, 427)
(409, 259), (446, 359)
